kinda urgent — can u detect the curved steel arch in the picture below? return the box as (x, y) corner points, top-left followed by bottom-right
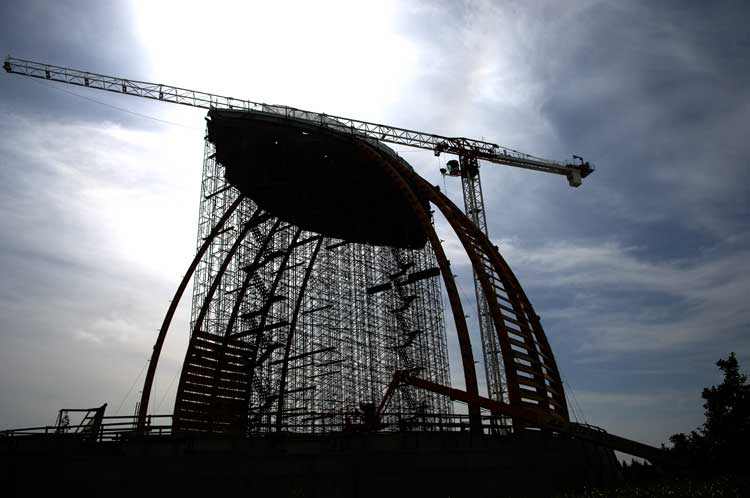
(351, 140), (483, 431)
(189, 207), (262, 338)
(360, 140), (569, 428)
(222, 218), (283, 340)
(242, 227), (303, 432)
(172, 217), (319, 434)
(136, 194), (244, 433)
(200, 218), (282, 432)
(172, 209), (258, 431)
(155, 131), (567, 434)
(412, 171), (568, 421)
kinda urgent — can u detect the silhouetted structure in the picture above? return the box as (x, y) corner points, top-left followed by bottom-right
(2, 57), (673, 497)
(173, 110), (453, 434)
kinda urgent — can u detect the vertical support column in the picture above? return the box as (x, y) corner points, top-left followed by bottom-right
(459, 154), (506, 403)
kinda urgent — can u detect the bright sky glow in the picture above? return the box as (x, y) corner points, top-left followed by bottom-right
(132, 0), (418, 119)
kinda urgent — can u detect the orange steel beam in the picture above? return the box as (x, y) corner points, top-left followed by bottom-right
(411, 173), (569, 420)
(392, 372), (668, 465)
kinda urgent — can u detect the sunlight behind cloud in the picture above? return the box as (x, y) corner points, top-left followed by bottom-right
(0, 113), (203, 282)
(131, 0), (418, 120)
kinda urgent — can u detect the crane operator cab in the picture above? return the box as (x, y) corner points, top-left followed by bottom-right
(566, 155), (595, 187)
(441, 159), (461, 177)
(440, 158), (480, 178)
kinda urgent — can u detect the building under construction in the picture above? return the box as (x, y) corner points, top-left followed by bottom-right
(1, 57), (671, 498)
(176, 109), (453, 434)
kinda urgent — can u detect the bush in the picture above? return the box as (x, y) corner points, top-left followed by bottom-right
(668, 352), (750, 473)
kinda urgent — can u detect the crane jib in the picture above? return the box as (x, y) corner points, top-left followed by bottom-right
(4, 55), (593, 186)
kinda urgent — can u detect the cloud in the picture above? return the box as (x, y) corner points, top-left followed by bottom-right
(0, 110), (201, 426)
(496, 235), (750, 355)
(573, 387), (702, 446)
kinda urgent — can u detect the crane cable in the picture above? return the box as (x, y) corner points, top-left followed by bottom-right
(114, 357), (149, 415)
(155, 365), (182, 411)
(561, 374), (588, 425)
(27, 77), (202, 130)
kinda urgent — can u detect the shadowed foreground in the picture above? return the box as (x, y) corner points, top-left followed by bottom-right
(555, 475), (750, 498)
(0, 431), (620, 498)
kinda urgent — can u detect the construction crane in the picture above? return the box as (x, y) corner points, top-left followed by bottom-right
(3, 55), (595, 408)
(2, 57), (593, 185)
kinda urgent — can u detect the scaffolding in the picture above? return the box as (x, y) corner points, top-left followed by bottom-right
(173, 132), (452, 434)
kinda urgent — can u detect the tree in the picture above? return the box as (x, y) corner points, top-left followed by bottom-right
(669, 352), (750, 473)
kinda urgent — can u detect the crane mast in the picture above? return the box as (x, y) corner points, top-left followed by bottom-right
(4, 55), (595, 407)
(456, 155), (506, 402)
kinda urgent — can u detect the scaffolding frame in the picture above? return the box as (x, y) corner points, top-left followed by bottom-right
(173, 132), (452, 434)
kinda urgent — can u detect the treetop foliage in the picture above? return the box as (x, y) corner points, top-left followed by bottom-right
(669, 352), (750, 473)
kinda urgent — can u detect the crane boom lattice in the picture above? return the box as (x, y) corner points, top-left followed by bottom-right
(3, 56), (593, 186)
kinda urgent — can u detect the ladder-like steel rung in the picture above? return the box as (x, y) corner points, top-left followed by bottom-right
(232, 321), (289, 339)
(241, 250), (286, 273)
(238, 295), (287, 320)
(289, 234), (323, 249)
(244, 212), (273, 229)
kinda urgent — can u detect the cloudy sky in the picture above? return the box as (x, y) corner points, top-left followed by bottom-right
(1, 0), (748, 448)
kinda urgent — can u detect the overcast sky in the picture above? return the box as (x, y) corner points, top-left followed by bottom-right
(0, 0), (748, 448)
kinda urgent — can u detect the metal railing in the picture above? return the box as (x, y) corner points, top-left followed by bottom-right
(1, 412), (513, 440)
(0, 414), (173, 441)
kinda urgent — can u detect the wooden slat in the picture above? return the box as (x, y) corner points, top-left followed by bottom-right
(191, 338), (251, 358)
(181, 375), (247, 396)
(519, 388), (550, 404)
(516, 376), (562, 399)
(189, 348), (250, 365)
(193, 331), (251, 351)
(183, 356), (248, 375)
(512, 362), (558, 384)
(180, 364), (242, 383)
(181, 372), (248, 390)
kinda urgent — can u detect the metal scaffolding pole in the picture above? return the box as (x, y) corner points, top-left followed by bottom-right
(174, 128), (453, 434)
